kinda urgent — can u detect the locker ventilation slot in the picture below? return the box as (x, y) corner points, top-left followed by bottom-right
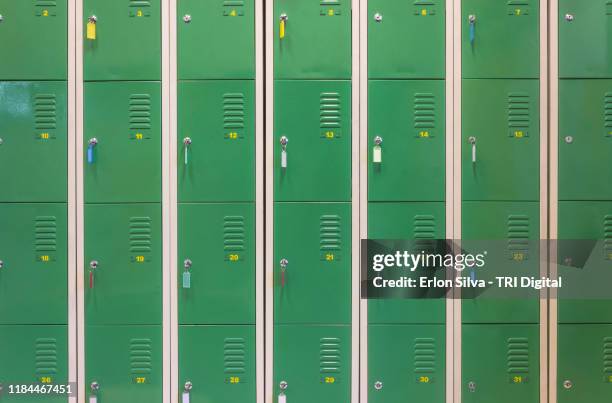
(507, 1), (529, 4)
(223, 93), (245, 129)
(224, 216), (246, 252)
(129, 217), (152, 253)
(604, 215), (612, 259)
(605, 93), (612, 136)
(320, 215), (342, 252)
(35, 338), (58, 375)
(224, 338), (246, 374)
(604, 337), (612, 374)
(508, 215), (529, 260)
(414, 215), (436, 253)
(129, 94), (152, 130)
(36, 0), (57, 8)
(35, 216), (57, 252)
(321, 0), (340, 5)
(414, 93), (436, 137)
(320, 337), (341, 374)
(507, 337), (529, 374)
(34, 94), (57, 130)
(320, 92), (341, 129)
(129, 0), (151, 7)
(607, 1), (612, 16)
(414, 1), (436, 5)
(223, 1), (245, 5)
(414, 338), (436, 374)
(130, 338), (152, 374)
(508, 93), (530, 137)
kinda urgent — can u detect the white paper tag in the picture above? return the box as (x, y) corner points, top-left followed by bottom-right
(278, 393), (287, 403)
(281, 150), (287, 168)
(471, 143), (476, 163)
(182, 392), (190, 403)
(89, 396), (97, 403)
(373, 145), (382, 163)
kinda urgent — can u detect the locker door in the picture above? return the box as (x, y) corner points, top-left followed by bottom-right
(177, 0), (255, 79)
(368, 0), (445, 79)
(274, 203), (351, 324)
(85, 204), (162, 325)
(559, 0), (612, 78)
(463, 325), (539, 403)
(368, 325), (445, 403)
(84, 82), (161, 204)
(462, 79), (540, 201)
(274, 81), (351, 202)
(178, 203), (255, 325)
(559, 80), (612, 200)
(86, 325), (162, 403)
(179, 325), (256, 403)
(0, 82), (67, 203)
(178, 81), (255, 203)
(274, 325), (350, 403)
(0, 0), (67, 80)
(368, 81), (445, 202)
(83, 0), (161, 81)
(273, 0), (351, 79)
(0, 325), (68, 402)
(0, 204), (67, 325)
(462, 0), (539, 78)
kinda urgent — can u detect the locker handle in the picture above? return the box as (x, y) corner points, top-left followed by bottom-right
(87, 138), (98, 164)
(183, 137), (192, 166)
(280, 14), (288, 39)
(89, 381), (99, 403)
(183, 259), (192, 289)
(468, 14), (476, 45)
(278, 381), (288, 403)
(89, 260), (98, 289)
(280, 259), (288, 287)
(0, 260), (4, 269)
(469, 136), (476, 163)
(280, 136), (288, 168)
(87, 15), (97, 40)
(278, 393), (287, 403)
(373, 136), (383, 164)
(182, 381), (192, 403)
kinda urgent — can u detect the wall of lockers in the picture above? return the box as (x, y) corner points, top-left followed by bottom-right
(0, 0), (610, 403)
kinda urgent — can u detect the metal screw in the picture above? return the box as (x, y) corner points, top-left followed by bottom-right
(183, 14), (192, 23)
(564, 257), (573, 266)
(280, 258), (288, 268)
(90, 381), (100, 392)
(184, 259), (192, 269)
(564, 136), (573, 144)
(183, 137), (192, 146)
(280, 136), (288, 146)
(374, 381), (383, 390)
(279, 381), (288, 390)
(89, 260), (99, 269)
(88, 15), (97, 23)
(374, 136), (383, 146)
(469, 14), (476, 23)
(184, 381), (193, 391)
(0, 138), (4, 145)
(0, 260), (4, 269)
(88, 138), (98, 146)
(280, 13), (288, 22)
(469, 136), (476, 144)
(468, 381), (476, 392)
(563, 380), (573, 390)
(565, 14), (574, 22)
(374, 13), (383, 22)
(0, 15), (4, 23)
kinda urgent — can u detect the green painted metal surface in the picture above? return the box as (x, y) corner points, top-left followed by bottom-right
(85, 204), (162, 326)
(0, 0), (67, 80)
(0, 82), (67, 203)
(274, 80), (351, 202)
(178, 80), (255, 203)
(179, 325), (256, 402)
(462, 0), (539, 79)
(462, 79), (540, 201)
(84, 82), (161, 204)
(368, 80), (445, 202)
(83, 0), (161, 81)
(177, 0), (255, 79)
(368, 0), (445, 79)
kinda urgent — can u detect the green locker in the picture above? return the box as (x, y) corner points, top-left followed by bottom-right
(462, 0), (539, 79)
(368, 0), (445, 79)
(557, 324), (612, 403)
(274, 203), (351, 325)
(0, 325), (68, 402)
(368, 81), (445, 202)
(83, 0), (161, 81)
(85, 204), (162, 325)
(273, 0), (351, 79)
(368, 324), (445, 403)
(463, 325), (539, 403)
(0, 204), (67, 325)
(179, 325), (256, 403)
(178, 81), (255, 203)
(558, 80), (612, 200)
(177, 0), (255, 79)
(84, 82), (161, 204)
(274, 325), (350, 403)
(559, 0), (612, 79)
(0, 0), (67, 80)
(86, 325), (161, 403)
(274, 81), (351, 202)
(178, 203), (255, 325)
(0, 82), (67, 203)
(462, 79), (540, 201)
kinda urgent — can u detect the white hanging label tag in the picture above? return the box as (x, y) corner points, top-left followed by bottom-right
(373, 145), (382, 163)
(278, 393), (287, 403)
(281, 149), (287, 168)
(182, 392), (190, 403)
(89, 396), (97, 403)
(471, 143), (476, 163)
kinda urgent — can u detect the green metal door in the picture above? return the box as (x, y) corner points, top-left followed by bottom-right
(0, 325), (68, 402)
(274, 203), (351, 324)
(85, 204), (161, 325)
(84, 82), (161, 204)
(0, 0), (67, 80)
(462, 0), (539, 79)
(462, 79), (540, 201)
(463, 324), (539, 403)
(179, 325), (256, 402)
(178, 203), (255, 325)
(273, 0), (351, 79)
(368, 324), (445, 403)
(274, 81), (351, 202)
(558, 324), (612, 403)
(177, 0), (255, 79)
(86, 325), (161, 403)
(83, 0), (161, 81)
(559, 80), (612, 200)
(0, 82), (67, 203)
(0, 204), (67, 325)
(368, 81), (445, 201)
(368, 0), (445, 79)
(274, 325), (350, 403)
(559, 0), (612, 79)
(178, 81), (255, 202)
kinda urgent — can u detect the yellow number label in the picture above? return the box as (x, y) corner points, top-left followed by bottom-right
(230, 9), (237, 17)
(325, 377), (335, 384)
(230, 376), (240, 384)
(513, 252), (525, 261)
(229, 254), (240, 262)
(608, 252), (612, 260)
(327, 9), (335, 16)
(419, 131), (430, 138)
(135, 377), (146, 384)
(608, 375), (612, 383)
(419, 376), (430, 383)
(421, 9), (428, 16)
(514, 130), (524, 138)
(136, 9), (143, 17)
(39, 255), (50, 262)
(40, 133), (50, 140)
(40, 377), (52, 384)
(515, 8), (522, 16)
(135, 255), (145, 263)
(135, 133), (144, 140)
(325, 253), (335, 261)
(228, 132), (238, 139)
(42, 9), (49, 17)
(513, 376), (523, 384)
(325, 131), (335, 139)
